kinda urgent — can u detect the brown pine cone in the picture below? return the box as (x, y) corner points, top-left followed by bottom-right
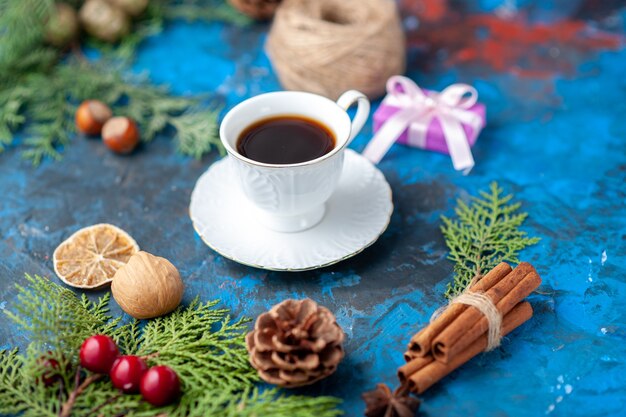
(228, 0), (281, 20)
(245, 299), (345, 388)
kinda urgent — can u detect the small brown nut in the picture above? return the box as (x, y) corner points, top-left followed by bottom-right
(102, 116), (140, 154)
(109, 0), (149, 17)
(112, 251), (184, 319)
(79, 0), (130, 43)
(44, 3), (79, 48)
(75, 100), (113, 135)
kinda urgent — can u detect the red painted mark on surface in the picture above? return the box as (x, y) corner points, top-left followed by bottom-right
(401, 1), (623, 78)
(403, 0), (449, 22)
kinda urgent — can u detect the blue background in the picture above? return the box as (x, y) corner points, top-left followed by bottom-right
(1, 1), (625, 416)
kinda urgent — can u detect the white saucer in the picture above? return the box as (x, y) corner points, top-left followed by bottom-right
(189, 149), (393, 271)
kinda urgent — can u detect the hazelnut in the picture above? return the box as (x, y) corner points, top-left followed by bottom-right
(75, 100), (113, 135)
(44, 3), (79, 48)
(109, 0), (149, 17)
(112, 251), (184, 319)
(79, 0), (130, 43)
(102, 116), (140, 154)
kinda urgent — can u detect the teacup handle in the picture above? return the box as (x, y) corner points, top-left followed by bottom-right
(336, 90), (370, 145)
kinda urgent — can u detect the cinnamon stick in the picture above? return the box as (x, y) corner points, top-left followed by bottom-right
(431, 262), (536, 363)
(407, 262), (513, 357)
(404, 350), (418, 362)
(406, 301), (533, 394)
(398, 356), (433, 383)
(438, 270), (541, 362)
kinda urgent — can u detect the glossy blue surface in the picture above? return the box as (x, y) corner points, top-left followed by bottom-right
(1, 2), (625, 416)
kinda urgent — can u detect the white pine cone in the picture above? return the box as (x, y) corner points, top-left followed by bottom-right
(245, 298), (345, 387)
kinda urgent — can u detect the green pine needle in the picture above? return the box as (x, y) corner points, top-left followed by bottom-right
(0, 275), (343, 417)
(172, 108), (225, 159)
(441, 182), (540, 298)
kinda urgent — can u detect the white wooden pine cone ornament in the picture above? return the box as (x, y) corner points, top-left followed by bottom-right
(245, 299), (345, 387)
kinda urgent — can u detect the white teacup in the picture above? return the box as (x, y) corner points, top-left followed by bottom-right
(220, 90), (370, 233)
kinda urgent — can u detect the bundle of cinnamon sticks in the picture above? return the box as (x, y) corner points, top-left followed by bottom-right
(398, 262), (541, 394)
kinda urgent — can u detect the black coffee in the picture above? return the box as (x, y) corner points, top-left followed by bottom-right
(236, 115), (335, 164)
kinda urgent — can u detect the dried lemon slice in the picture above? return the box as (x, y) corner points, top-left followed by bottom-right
(53, 224), (139, 289)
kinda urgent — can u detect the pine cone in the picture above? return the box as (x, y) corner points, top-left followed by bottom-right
(245, 299), (344, 388)
(228, 0), (281, 20)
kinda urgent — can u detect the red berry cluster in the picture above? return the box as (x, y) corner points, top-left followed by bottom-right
(76, 335), (181, 406)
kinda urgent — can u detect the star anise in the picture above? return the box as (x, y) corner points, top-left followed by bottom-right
(362, 383), (420, 417)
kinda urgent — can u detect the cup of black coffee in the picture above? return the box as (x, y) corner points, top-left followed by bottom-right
(220, 90), (370, 232)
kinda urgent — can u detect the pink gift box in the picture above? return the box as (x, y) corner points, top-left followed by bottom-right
(372, 90), (486, 155)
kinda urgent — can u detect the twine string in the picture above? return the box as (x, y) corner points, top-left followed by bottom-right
(430, 291), (503, 351)
(266, 0), (406, 100)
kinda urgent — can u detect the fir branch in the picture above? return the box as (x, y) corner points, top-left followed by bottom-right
(173, 387), (344, 417)
(135, 298), (257, 392)
(1, 275), (343, 417)
(0, 0), (242, 165)
(159, 0), (252, 26)
(0, 349), (26, 415)
(0, 347), (63, 417)
(115, 319), (142, 355)
(83, 1), (251, 62)
(0, 87), (26, 151)
(4, 274), (120, 355)
(441, 182), (540, 298)
(0, 0), (58, 76)
(0, 1), (248, 71)
(172, 108), (224, 159)
(0, 59), (225, 165)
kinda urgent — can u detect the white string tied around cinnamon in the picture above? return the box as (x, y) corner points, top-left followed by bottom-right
(430, 291), (503, 351)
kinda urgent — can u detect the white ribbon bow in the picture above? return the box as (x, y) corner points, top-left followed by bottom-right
(362, 76), (483, 174)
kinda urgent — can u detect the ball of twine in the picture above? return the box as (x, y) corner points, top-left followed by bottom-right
(266, 0), (406, 100)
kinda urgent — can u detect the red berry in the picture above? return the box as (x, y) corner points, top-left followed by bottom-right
(140, 365), (181, 406)
(110, 355), (148, 393)
(38, 357), (61, 387)
(80, 335), (119, 374)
